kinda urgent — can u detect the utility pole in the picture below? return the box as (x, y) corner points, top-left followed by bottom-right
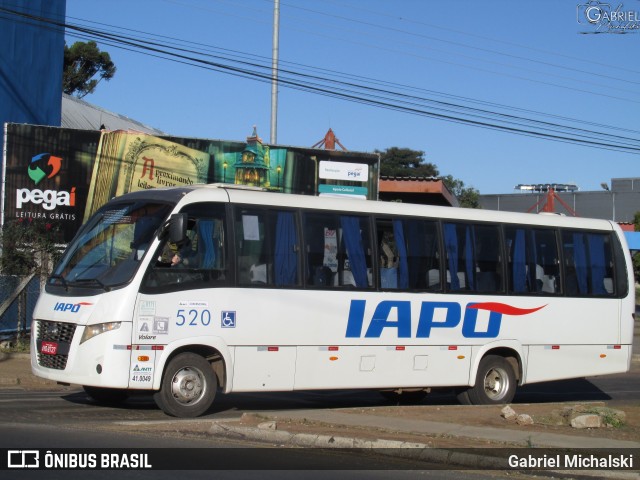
(270, 0), (280, 144)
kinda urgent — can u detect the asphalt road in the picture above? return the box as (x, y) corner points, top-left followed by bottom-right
(2, 357), (639, 478)
(0, 393), (531, 480)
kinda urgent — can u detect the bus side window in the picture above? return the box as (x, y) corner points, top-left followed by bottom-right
(443, 222), (503, 294)
(303, 212), (372, 289)
(303, 212), (337, 287)
(562, 231), (614, 297)
(506, 227), (559, 295)
(141, 203), (229, 292)
(474, 225), (503, 293)
(377, 221), (399, 289)
(377, 217), (440, 291)
(235, 208), (300, 287)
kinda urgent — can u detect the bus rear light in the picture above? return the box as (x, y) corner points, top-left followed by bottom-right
(552, 345), (560, 350)
(328, 346), (339, 351)
(448, 346), (458, 351)
(395, 346), (405, 351)
(267, 346), (279, 352)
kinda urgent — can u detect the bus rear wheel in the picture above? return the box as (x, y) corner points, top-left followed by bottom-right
(154, 353), (217, 417)
(463, 355), (516, 405)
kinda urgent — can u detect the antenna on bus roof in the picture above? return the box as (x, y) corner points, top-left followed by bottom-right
(208, 183), (268, 192)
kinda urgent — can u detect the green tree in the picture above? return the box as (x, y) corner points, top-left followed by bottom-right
(441, 175), (481, 209)
(0, 220), (62, 345)
(0, 219), (61, 275)
(376, 147), (438, 178)
(63, 41), (116, 98)
(377, 147), (480, 208)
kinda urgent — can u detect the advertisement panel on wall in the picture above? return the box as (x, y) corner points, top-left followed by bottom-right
(1, 124), (379, 243)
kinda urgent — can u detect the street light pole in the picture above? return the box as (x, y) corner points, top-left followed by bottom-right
(270, 0), (280, 144)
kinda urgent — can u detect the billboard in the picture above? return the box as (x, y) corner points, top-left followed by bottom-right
(2, 124), (379, 242)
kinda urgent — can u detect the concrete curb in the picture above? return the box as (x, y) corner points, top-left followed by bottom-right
(207, 421), (639, 478)
(208, 422), (506, 469)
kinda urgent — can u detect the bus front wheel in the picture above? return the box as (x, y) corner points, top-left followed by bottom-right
(154, 353), (217, 417)
(462, 355), (516, 405)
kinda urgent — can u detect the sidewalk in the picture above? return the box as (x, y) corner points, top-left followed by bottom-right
(4, 351), (640, 476)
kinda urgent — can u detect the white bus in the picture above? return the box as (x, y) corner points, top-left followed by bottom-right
(31, 184), (635, 417)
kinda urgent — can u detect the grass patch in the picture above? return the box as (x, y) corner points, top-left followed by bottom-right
(0, 335), (30, 353)
(583, 407), (626, 428)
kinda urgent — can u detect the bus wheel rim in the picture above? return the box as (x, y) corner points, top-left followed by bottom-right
(170, 366), (206, 406)
(483, 367), (509, 401)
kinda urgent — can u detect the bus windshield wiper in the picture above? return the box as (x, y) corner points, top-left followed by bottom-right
(48, 274), (69, 291)
(67, 278), (110, 291)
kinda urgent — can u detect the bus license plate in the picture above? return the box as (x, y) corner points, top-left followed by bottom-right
(40, 341), (58, 355)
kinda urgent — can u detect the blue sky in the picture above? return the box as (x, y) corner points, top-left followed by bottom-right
(64, 0), (640, 194)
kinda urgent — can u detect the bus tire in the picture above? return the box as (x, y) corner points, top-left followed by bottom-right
(83, 386), (129, 405)
(154, 353), (217, 417)
(455, 388), (472, 405)
(465, 355), (516, 405)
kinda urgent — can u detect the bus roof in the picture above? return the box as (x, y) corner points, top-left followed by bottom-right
(154, 183), (616, 232)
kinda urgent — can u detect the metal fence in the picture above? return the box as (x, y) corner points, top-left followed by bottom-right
(0, 274), (43, 339)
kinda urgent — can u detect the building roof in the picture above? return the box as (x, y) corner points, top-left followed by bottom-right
(61, 93), (166, 135)
(378, 176), (458, 207)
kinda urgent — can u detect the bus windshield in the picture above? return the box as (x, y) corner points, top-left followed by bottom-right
(49, 201), (173, 289)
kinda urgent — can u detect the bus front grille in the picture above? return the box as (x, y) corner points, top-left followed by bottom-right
(36, 320), (76, 370)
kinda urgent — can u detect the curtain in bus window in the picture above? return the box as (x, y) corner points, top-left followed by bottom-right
(197, 220), (216, 269)
(405, 220), (428, 289)
(443, 223), (460, 290)
(512, 229), (526, 292)
(340, 216), (368, 287)
(465, 226), (475, 291)
(588, 234), (606, 295)
(527, 230), (539, 292)
(573, 233), (588, 294)
(275, 211), (297, 286)
(392, 220), (409, 289)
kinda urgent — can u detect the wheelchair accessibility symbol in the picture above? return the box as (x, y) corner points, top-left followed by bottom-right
(221, 311), (236, 328)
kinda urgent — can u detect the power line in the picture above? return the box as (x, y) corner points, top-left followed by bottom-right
(1, 5), (639, 155)
(316, 0), (640, 76)
(169, 0), (640, 104)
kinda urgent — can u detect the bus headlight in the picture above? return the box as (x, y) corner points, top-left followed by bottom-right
(80, 322), (122, 344)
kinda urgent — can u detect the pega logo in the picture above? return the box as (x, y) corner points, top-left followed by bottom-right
(16, 187), (76, 210)
(18, 153), (76, 211)
(28, 153), (62, 185)
(347, 167), (363, 179)
(54, 302), (93, 313)
(345, 300), (545, 339)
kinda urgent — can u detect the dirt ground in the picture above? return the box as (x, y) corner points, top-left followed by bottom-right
(227, 400), (640, 449)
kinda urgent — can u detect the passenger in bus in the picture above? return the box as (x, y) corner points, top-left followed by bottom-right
(379, 230), (398, 289)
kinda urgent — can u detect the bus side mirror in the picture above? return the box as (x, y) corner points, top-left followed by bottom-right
(169, 213), (188, 244)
